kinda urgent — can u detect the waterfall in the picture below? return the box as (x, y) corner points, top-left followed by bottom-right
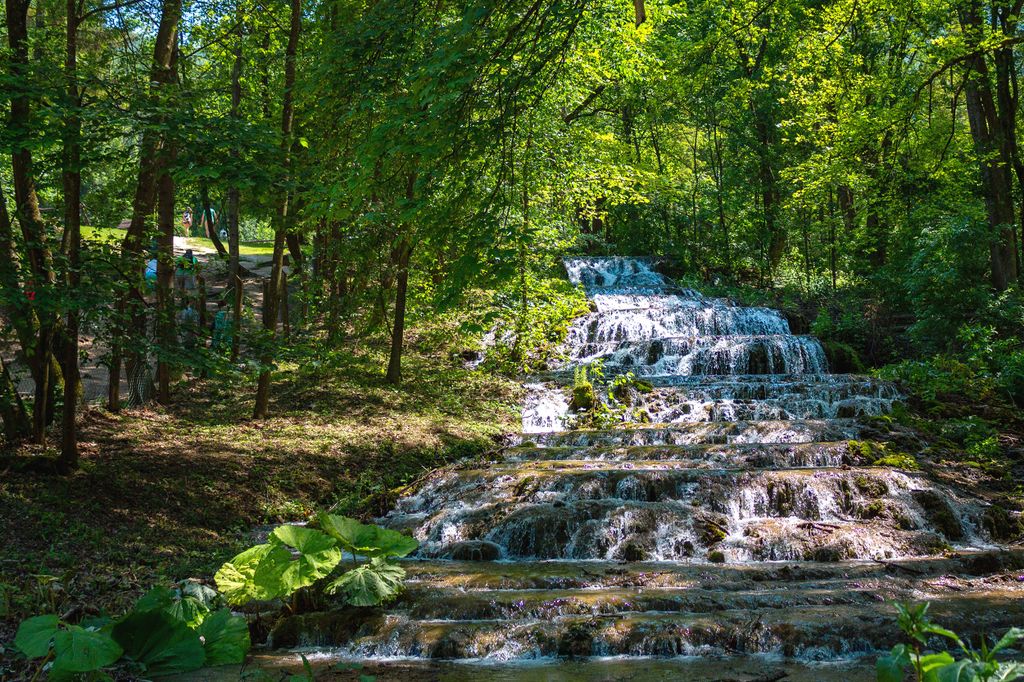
(288, 257), (1022, 674)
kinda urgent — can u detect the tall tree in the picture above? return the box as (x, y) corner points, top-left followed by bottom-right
(253, 0), (300, 419)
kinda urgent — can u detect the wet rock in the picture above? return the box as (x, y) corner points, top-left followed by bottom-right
(854, 474), (889, 498)
(570, 383), (597, 411)
(557, 621), (597, 658)
(694, 513), (730, 546)
(449, 541), (503, 561)
(913, 490), (964, 541)
(269, 608), (383, 648)
(983, 505), (1022, 542)
(620, 540), (650, 562)
(708, 550), (726, 563)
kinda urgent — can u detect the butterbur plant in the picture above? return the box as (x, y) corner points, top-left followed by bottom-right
(12, 581), (250, 680)
(215, 514), (418, 608)
(877, 602), (1024, 682)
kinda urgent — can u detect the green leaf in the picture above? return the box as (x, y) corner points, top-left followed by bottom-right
(215, 542), (293, 604)
(318, 514), (418, 558)
(51, 625), (123, 673)
(134, 587), (176, 614)
(112, 609), (206, 676)
(934, 660), (976, 682)
(168, 595), (209, 628)
(877, 644), (911, 682)
(991, 628), (1024, 655)
(918, 651), (956, 674)
(270, 525), (342, 592)
(325, 558), (406, 607)
(197, 608), (251, 666)
(14, 614), (60, 658)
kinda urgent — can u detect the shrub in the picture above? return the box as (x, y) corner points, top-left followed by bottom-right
(877, 602), (1024, 682)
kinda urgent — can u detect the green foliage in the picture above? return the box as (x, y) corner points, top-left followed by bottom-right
(12, 581), (249, 679)
(325, 557), (407, 607)
(877, 602), (1024, 682)
(216, 516), (416, 609)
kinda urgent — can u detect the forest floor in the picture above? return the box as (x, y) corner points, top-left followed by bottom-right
(0, 345), (521, 650)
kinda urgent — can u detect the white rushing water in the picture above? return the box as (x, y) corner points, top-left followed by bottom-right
(348, 256), (1016, 670)
(523, 257), (896, 432)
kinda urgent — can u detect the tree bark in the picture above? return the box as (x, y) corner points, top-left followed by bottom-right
(60, 0), (82, 470)
(112, 0), (181, 407)
(385, 238), (412, 385)
(156, 148), (177, 404)
(201, 183), (227, 256)
(6, 0), (59, 444)
(959, 0), (1019, 290)
(253, 0), (301, 419)
(227, 7), (243, 282)
(0, 182), (31, 442)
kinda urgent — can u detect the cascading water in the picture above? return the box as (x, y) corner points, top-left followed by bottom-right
(274, 257), (1024, 680)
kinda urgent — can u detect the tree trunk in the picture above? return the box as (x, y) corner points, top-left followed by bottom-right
(385, 239), (412, 385)
(959, 0), (1019, 290)
(113, 0), (181, 407)
(156, 149), (177, 404)
(0, 355), (30, 443)
(227, 9), (243, 282)
(253, 0), (300, 419)
(201, 183), (227, 256)
(0, 184), (31, 442)
(60, 2), (82, 470)
(6, 0), (59, 444)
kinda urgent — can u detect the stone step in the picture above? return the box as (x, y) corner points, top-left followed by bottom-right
(504, 441), (855, 468)
(270, 592), (1024, 659)
(520, 419), (863, 446)
(397, 550), (1024, 590)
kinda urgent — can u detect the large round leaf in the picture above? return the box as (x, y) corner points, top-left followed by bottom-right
(325, 558), (406, 607)
(215, 542), (293, 604)
(51, 625), (123, 673)
(14, 614), (59, 658)
(112, 610), (206, 676)
(318, 514), (418, 558)
(197, 608), (251, 666)
(270, 525), (342, 592)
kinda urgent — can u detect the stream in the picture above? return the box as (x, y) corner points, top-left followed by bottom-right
(263, 257), (1024, 680)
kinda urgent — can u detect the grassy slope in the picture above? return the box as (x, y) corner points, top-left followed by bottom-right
(0, 347), (520, 642)
(82, 226), (276, 256)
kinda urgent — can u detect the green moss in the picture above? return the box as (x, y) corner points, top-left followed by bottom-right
(853, 475), (889, 498)
(708, 550), (726, 563)
(983, 506), (1023, 542)
(860, 500), (885, 519)
(695, 515), (729, 546)
(913, 490), (964, 541)
(821, 341), (866, 373)
(570, 383), (596, 411)
(848, 440), (918, 470)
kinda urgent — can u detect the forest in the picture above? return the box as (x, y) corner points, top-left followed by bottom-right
(2, 0), (1024, 680)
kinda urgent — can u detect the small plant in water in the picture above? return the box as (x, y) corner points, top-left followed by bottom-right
(877, 602), (1024, 682)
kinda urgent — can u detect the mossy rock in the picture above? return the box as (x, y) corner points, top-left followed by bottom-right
(913, 490), (964, 541)
(448, 540), (503, 561)
(694, 514), (729, 546)
(708, 550), (726, 563)
(853, 475), (889, 498)
(983, 506), (1023, 542)
(821, 341), (866, 373)
(269, 608), (384, 648)
(558, 621), (597, 658)
(570, 383), (596, 411)
(859, 500), (886, 519)
(619, 539), (650, 562)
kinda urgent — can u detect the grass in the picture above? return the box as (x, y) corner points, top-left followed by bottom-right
(0, 340), (521, 646)
(82, 225), (277, 257)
